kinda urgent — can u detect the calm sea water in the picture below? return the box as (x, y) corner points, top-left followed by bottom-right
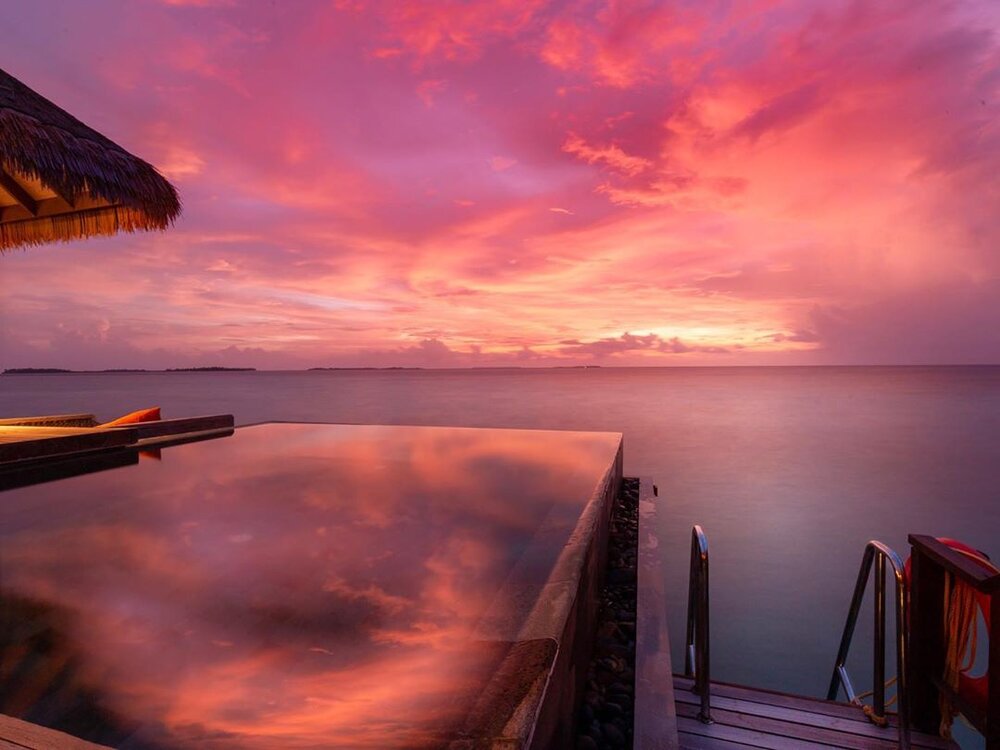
(2, 366), (998, 743)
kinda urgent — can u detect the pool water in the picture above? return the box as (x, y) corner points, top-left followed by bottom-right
(0, 422), (622, 749)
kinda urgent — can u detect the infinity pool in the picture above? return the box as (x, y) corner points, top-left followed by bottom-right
(0, 423), (622, 749)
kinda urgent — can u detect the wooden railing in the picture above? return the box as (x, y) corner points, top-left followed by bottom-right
(908, 534), (1000, 748)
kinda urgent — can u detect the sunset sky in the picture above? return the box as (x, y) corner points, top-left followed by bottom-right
(1, 0), (998, 369)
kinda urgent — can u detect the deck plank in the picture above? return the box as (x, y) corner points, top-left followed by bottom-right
(675, 689), (900, 741)
(677, 714), (836, 750)
(675, 675), (949, 748)
(0, 414), (96, 428)
(674, 676), (877, 721)
(673, 677), (957, 750)
(676, 703), (897, 750)
(678, 730), (762, 750)
(674, 690), (952, 750)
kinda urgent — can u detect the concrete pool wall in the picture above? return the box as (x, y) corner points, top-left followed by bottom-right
(527, 441), (623, 748)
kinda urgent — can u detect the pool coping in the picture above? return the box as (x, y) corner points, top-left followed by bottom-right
(635, 477), (681, 749)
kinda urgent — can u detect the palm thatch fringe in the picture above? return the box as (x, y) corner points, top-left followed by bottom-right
(0, 108), (180, 224)
(0, 67), (180, 251)
(0, 205), (161, 250)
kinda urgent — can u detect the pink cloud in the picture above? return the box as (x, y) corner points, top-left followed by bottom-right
(488, 155), (517, 171)
(562, 132), (653, 176)
(558, 332), (729, 359)
(0, 0), (998, 369)
(376, 0), (545, 62)
(416, 78), (446, 107)
(540, 19), (584, 69)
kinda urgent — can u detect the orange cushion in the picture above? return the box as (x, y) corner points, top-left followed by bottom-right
(100, 407), (161, 427)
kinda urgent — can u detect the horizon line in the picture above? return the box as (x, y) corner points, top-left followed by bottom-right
(4, 363), (1000, 374)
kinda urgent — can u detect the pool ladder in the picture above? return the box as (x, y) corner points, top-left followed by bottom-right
(684, 525), (712, 723)
(684, 529), (912, 747)
(828, 541), (911, 750)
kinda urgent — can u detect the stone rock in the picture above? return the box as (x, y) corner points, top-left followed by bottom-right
(607, 643), (630, 659)
(574, 479), (639, 750)
(602, 722), (626, 747)
(601, 701), (623, 719)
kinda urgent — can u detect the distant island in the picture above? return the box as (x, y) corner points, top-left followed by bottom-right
(308, 366), (423, 371)
(166, 367), (256, 372)
(2, 365), (618, 375)
(3, 367), (256, 374)
(2, 368), (74, 374)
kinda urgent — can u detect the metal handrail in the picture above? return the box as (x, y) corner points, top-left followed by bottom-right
(684, 524), (711, 723)
(827, 541), (910, 750)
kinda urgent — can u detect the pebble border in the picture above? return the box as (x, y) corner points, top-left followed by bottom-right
(574, 477), (638, 750)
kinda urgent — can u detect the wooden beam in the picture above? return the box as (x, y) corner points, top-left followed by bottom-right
(909, 545), (945, 734)
(48, 184), (76, 208)
(0, 170), (37, 215)
(0, 194), (114, 225)
(908, 534), (1000, 592)
(989, 593), (1000, 750)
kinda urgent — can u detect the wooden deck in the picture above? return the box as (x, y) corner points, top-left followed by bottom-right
(0, 415), (235, 466)
(0, 425), (137, 464)
(673, 676), (957, 750)
(0, 415), (236, 491)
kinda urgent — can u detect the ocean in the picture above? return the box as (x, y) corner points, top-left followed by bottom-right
(2, 365), (998, 743)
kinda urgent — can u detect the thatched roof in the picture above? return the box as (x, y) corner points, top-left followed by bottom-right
(0, 67), (180, 251)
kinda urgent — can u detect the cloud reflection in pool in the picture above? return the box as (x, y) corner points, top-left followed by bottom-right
(0, 423), (621, 749)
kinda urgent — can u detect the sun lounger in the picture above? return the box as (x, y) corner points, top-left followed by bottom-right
(0, 414), (235, 466)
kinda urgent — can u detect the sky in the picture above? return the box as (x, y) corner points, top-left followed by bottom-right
(0, 0), (998, 369)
